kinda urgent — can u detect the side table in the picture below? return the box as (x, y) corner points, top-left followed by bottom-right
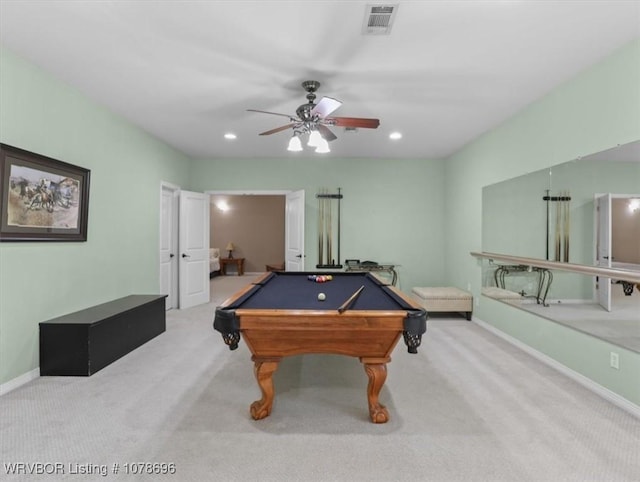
(220, 258), (245, 276)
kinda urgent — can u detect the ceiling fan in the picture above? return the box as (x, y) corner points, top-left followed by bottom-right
(247, 80), (380, 152)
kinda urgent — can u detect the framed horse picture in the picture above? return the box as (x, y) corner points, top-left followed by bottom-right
(0, 144), (91, 242)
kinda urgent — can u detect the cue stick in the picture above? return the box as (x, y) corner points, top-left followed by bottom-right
(555, 194), (561, 262)
(327, 191), (333, 265)
(322, 191), (327, 266)
(560, 194), (565, 262)
(323, 189), (328, 265)
(337, 285), (365, 314)
(318, 191), (324, 266)
(545, 189), (550, 260)
(337, 187), (341, 267)
(322, 189), (327, 265)
(561, 191), (566, 262)
(564, 191), (570, 262)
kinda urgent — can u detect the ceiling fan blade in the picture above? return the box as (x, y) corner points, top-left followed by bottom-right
(310, 97), (342, 118)
(259, 123), (296, 136)
(317, 124), (338, 142)
(248, 109), (296, 120)
(328, 117), (380, 129)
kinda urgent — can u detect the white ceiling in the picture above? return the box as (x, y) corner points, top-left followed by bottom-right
(1, 1), (639, 160)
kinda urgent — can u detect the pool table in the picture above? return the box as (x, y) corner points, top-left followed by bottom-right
(213, 271), (427, 423)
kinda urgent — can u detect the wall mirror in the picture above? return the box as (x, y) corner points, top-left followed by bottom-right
(481, 140), (640, 353)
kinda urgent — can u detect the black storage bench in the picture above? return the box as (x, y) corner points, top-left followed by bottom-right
(39, 294), (167, 376)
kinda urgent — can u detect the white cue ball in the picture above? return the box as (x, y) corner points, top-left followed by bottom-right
(317, 293), (326, 301)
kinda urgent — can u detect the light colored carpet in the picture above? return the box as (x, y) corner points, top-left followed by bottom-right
(1, 274), (638, 481)
(517, 283), (640, 352)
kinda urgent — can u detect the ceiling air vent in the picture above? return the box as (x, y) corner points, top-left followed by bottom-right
(362, 4), (398, 35)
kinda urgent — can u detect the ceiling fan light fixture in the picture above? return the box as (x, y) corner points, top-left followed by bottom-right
(287, 135), (303, 152)
(307, 129), (323, 148)
(248, 80), (379, 154)
(315, 138), (330, 154)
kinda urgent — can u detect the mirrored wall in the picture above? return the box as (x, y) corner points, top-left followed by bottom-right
(481, 141), (640, 352)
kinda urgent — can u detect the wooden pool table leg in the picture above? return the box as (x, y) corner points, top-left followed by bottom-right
(361, 358), (390, 424)
(250, 356), (281, 420)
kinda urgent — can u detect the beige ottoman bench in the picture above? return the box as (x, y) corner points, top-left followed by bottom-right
(481, 287), (522, 305)
(411, 287), (473, 320)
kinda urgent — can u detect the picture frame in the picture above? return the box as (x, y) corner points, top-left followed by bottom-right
(0, 144), (91, 242)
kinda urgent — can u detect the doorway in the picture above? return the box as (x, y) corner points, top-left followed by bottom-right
(159, 184), (210, 310)
(594, 193), (640, 311)
(210, 193), (285, 273)
(160, 183), (179, 310)
(208, 190), (305, 274)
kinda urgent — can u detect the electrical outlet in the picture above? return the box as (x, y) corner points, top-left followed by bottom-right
(467, 282), (471, 292)
(610, 352), (619, 370)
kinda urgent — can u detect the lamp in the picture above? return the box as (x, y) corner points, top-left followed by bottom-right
(225, 242), (235, 259)
(315, 138), (330, 154)
(287, 135), (303, 152)
(307, 130), (323, 148)
(286, 128), (330, 153)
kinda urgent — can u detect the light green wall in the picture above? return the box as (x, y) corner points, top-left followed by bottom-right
(483, 159), (640, 300)
(444, 39), (640, 404)
(0, 47), (191, 384)
(484, 159), (640, 265)
(2, 37), (638, 408)
(190, 157), (446, 292)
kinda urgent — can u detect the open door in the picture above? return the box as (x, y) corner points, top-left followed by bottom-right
(285, 189), (305, 271)
(179, 190), (210, 309)
(596, 193), (612, 311)
(160, 184), (179, 310)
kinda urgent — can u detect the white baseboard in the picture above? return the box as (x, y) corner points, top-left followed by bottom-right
(0, 368), (39, 396)
(473, 317), (640, 419)
(520, 298), (591, 305)
(544, 299), (594, 305)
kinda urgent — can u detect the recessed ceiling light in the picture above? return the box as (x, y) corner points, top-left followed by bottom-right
(224, 133), (237, 140)
(389, 132), (402, 140)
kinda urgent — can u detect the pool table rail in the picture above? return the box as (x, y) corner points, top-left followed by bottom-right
(217, 272), (271, 309)
(214, 307), (426, 354)
(239, 310), (407, 358)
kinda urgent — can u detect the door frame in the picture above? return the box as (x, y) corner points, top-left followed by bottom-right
(207, 190), (292, 196)
(160, 181), (180, 310)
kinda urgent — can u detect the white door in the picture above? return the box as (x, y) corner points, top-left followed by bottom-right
(285, 189), (305, 271)
(179, 190), (210, 309)
(596, 193), (612, 311)
(160, 185), (178, 310)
